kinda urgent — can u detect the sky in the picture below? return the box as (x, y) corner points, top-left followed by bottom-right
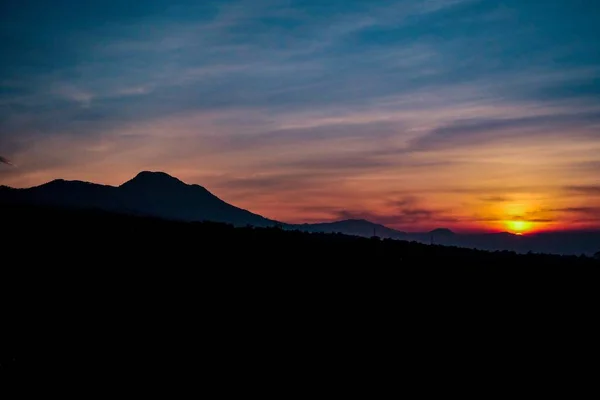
(1, 0), (600, 233)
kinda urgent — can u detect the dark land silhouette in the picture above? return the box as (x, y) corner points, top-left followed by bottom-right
(0, 171), (276, 227)
(2, 201), (598, 383)
(1, 171), (598, 255)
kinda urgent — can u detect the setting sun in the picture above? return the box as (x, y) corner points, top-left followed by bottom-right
(505, 220), (533, 235)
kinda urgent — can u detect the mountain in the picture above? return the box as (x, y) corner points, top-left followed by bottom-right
(429, 228), (455, 236)
(0, 171), (276, 227)
(292, 219), (407, 239)
(117, 172), (276, 226)
(1, 172), (410, 237)
(2, 171), (599, 256)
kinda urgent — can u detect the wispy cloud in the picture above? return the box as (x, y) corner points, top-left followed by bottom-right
(564, 186), (600, 195)
(404, 110), (600, 153)
(0, 156), (14, 166)
(480, 196), (510, 203)
(334, 203), (460, 229)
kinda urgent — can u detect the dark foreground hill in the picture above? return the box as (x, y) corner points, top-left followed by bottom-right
(2, 202), (596, 268)
(2, 204), (598, 385)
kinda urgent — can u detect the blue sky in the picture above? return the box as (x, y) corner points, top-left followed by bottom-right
(1, 0), (599, 231)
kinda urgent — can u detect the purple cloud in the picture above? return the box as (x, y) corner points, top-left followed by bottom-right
(0, 156), (14, 166)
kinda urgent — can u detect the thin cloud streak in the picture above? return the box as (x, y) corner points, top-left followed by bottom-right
(564, 186), (600, 195)
(0, 156), (14, 166)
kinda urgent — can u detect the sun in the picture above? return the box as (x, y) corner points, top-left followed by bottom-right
(505, 220), (533, 235)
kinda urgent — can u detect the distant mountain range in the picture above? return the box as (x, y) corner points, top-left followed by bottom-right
(1, 171), (598, 256)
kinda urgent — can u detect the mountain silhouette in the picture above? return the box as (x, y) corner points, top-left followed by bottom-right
(0, 172), (410, 235)
(118, 171), (276, 226)
(294, 219), (407, 239)
(429, 228), (455, 236)
(0, 171), (276, 227)
(2, 171), (599, 256)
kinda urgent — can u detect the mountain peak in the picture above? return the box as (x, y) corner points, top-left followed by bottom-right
(430, 228), (455, 235)
(134, 170), (181, 181)
(121, 171), (185, 188)
(342, 219), (375, 225)
(41, 179), (98, 188)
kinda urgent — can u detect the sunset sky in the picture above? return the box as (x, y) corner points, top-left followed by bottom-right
(1, 0), (599, 233)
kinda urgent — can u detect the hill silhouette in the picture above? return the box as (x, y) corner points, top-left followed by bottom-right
(1, 171), (276, 227)
(429, 228), (455, 236)
(1, 171), (410, 237)
(294, 219), (407, 239)
(1, 202), (599, 381)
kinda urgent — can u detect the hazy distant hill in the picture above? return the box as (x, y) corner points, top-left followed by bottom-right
(291, 219), (407, 239)
(407, 230), (600, 257)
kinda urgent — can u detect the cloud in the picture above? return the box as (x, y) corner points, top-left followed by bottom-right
(52, 84), (95, 108)
(273, 155), (392, 172)
(212, 120), (403, 152)
(334, 207), (459, 228)
(480, 196), (510, 203)
(0, 156), (14, 166)
(332, 196), (459, 228)
(213, 172), (321, 192)
(517, 218), (555, 223)
(472, 215), (556, 223)
(552, 207), (600, 214)
(568, 161), (600, 173)
(548, 207), (600, 222)
(491, 206), (600, 225)
(404, 111), (600, 153)
(564, 186), (600, 195)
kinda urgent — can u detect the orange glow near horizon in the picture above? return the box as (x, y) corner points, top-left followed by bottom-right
(482, 199), (559, 234)
(1, 150), (598, 234)
(505, 220), (534, 235)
